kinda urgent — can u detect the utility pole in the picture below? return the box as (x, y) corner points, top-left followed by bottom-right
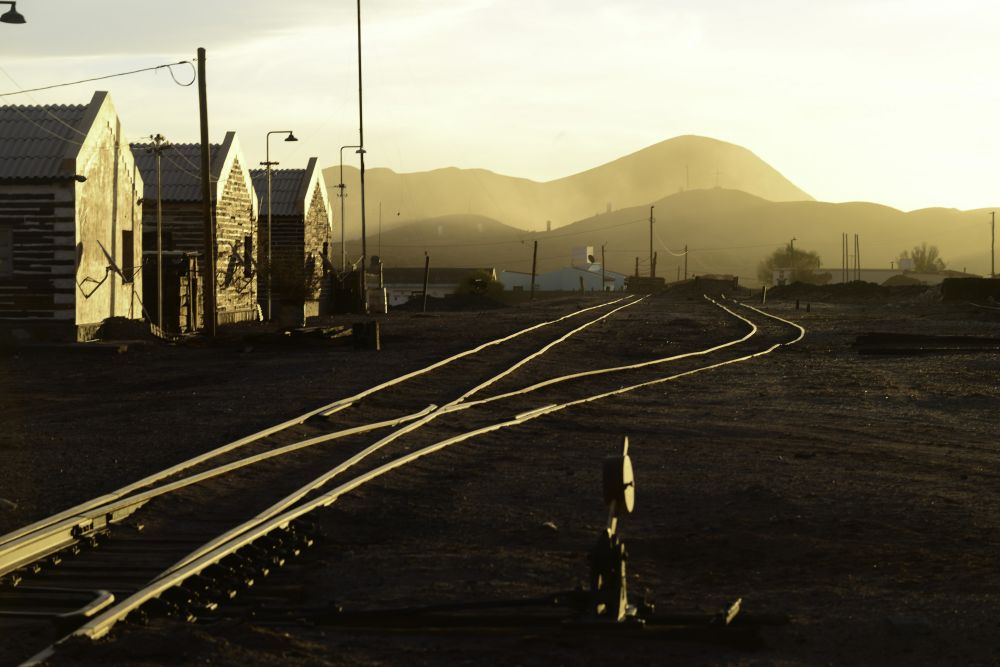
(992, 211), (995, 278)
(197, 47), (216, 337)
(854, 234), (861, 281)
(683, 245), (688, 280)
(356, 0), (368, 311)
(421, 252), (430, 313)
(601, 243), (606, 292)
(648, 205), (655, 278)
(530, 240), (538, 300)
(842, 233), (847, 283)
(789, 237), (796, 282)
(148, 134), (169, 331)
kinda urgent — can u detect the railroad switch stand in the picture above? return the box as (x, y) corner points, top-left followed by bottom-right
(588, 436), (641, 624)
(311, 436), (783, 646)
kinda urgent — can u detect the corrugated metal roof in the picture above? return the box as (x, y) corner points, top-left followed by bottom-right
(0, 103), (89, 179)
(130, 142), (224, 202)
(250, 168), (306, 217)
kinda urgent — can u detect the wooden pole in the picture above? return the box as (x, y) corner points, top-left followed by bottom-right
(601, 243), (606, 292)
(357, 0), (368, 308)
(683, 245), (688, 280)
(855, 234), (861, 281)
(530, 240), (538, 301)
(648, 205), (654, 277)
(197, 48), (216, 337)
(421, 253), (429, 313)
(152, 134), (164, 330)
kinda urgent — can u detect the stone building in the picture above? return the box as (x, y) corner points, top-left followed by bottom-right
(0, 91), (144, 341)
(132, 131), (259, 331)
(250, 157), (332, 322)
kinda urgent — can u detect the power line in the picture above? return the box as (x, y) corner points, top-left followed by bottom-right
(0, 65), (91, 139)
(0, 60), (196, 98)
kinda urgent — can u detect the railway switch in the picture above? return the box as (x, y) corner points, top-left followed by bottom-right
(589, 436), (641, 624)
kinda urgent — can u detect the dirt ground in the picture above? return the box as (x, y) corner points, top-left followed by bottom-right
(3, 289), (1000, 666)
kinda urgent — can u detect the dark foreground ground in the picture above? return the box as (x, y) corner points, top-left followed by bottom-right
(2, 289), (1000, 666)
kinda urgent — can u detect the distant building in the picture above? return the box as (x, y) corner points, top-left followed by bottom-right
(498, 265), (626, 292)
(132, 131), (259, 332)
(383, 267), (495, 306)
(0, 91), (144, 341)
(571, 245), (596, 268)
(250, 158), (332, 323)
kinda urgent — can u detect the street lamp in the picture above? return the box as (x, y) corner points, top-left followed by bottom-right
(261, 130), (298, 321)
(338, 144), (361, 272)
(0, 2), (25, 23)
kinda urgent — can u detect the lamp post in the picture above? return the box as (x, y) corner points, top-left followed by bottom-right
(337, 144), (362, 272)
(0, 2), (25, 23)
(261, 130), (298, 321)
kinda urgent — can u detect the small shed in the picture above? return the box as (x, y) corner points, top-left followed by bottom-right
(250, 158), (332, 322)
(132, 131), (259, 331)
(0, 91), (143, 341)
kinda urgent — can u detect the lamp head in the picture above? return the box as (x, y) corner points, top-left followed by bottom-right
(285, 132), (298, 142)
(0, 3), (25, 23)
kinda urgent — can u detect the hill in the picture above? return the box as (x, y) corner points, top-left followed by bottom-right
(323, 135), (812, 234)
(347, 189), (995, 285)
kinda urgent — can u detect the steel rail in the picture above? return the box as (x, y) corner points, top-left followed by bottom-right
(157, 297), (647, 578)
(728, 297), (806, 344)
(458, 295), (757, 409)
(968, 300), (1000, 312)
(58, 302), (805, 648)
(0, 408), (436, 580)
(0, 298), (630, 552)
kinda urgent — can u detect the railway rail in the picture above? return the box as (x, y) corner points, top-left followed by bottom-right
(2, 294), (804, 665)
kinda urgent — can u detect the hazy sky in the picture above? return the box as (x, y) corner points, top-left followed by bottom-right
(2, 0), (998, 212)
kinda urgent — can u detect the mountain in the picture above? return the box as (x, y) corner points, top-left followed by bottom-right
(346, 189), (995, 284)
(323, 135), (812, 234)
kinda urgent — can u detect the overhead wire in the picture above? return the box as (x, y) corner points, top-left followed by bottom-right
(0, 65), (90, 139)
(0, 59), (197, 160)
(0, 60), (196, 97)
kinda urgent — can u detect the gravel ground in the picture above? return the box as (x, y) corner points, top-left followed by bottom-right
(4, 289), (1000, 666)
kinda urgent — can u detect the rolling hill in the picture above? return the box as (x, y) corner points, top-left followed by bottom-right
(323, 135), (813, 234)
(346, 189), (996, 286)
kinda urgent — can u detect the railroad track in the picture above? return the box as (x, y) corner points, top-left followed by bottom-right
(2, 293), (803, 665)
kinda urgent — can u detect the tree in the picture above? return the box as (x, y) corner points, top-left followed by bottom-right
(456, 269), (504, 298)
(757, 244), (825, 285)
(898, 242), (945, 273)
